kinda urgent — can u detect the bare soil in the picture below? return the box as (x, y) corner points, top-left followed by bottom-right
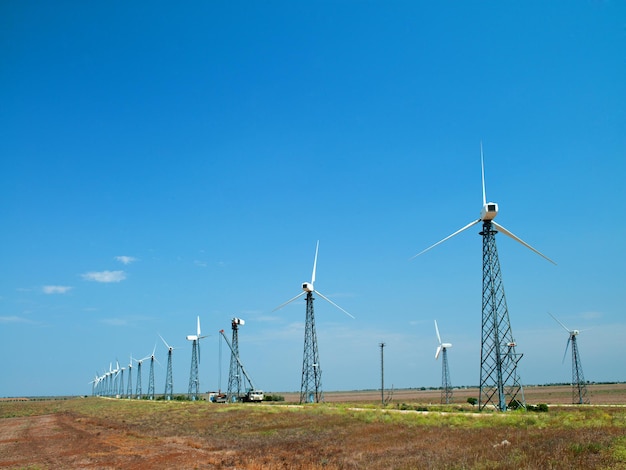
(1, 384), (625, 469)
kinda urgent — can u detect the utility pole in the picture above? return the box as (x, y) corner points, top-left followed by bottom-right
(379, 342), (386, 406)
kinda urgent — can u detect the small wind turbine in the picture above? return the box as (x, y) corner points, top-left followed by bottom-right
(187, 316), (208, 400)
(548, 312), (590, 404)
(434, 320), (453, 404)
(274, 241), (354, 404)
(159, 334), (177, 400)
(412, 143), (555, 411)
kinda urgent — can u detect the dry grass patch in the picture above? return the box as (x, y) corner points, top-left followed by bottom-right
(1, 397), (625, 469)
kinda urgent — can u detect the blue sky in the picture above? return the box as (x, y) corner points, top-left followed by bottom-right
(1, 1), (624, 398)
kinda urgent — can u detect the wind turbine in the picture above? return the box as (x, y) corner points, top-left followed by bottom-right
(412, 144), (555, 411)
(159, 334), (176, 400)
(146, 344), (159, 400)
(274, 241), (354, 404)
(434, 320), (453, 404)
(187, 316), (208, 400)
(548, 312), (590, 404)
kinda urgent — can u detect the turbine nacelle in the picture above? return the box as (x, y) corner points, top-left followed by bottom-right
(480, 202), (498, 221)
(302, 281), (314, 292)
(571, 330), (580, 336)
(186, 335), (198, 341)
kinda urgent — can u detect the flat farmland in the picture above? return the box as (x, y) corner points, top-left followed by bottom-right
(292, 383), (626, 405)
(1, 384), (625, 469)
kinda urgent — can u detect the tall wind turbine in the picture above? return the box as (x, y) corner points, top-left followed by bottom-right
(274, 241), (354, 404)
(548, 312), (590, 404)
(413, 144), (555, 411)
(434, 320), (453, 404)
(187, 316), (208, 400)
(159, 334), (176, 401)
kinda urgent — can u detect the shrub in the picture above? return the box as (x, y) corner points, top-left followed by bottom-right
(263, 394), (285, 402)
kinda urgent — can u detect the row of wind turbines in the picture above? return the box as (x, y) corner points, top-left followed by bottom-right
(90, 144), (590, 408)
(90, 317), (208, 401)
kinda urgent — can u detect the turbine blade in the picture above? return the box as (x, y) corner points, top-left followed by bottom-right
(562, 337), (571, 364)
(481, 141), (486, 206)
(491, 221), (556, 265)
(272, 291), (306, 312)
(434, 320), (442, 345)
(197, 316), (201, 337)
(548, 312), (570, 333)
(410, 219), (481, 260)
(435, 345), (442, 360)
(312, 240), (319, 284)
(159, 333), (171, 350)
(315, 290), (355, 319)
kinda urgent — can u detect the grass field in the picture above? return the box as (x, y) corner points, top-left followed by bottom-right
(1, 384), (625, 469)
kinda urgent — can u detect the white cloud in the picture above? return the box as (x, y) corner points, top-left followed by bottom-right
(115, 256), (137, 265)
(0, 316), (34, 324)
(100, 318), (128, 326)
(42, 285), (73, 294)
(82, 270), (126, 283)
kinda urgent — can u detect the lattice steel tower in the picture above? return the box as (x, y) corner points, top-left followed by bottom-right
(441, 348), (453, 405)
(135, 358), (144, 399)
(126, 357), (133, 399)
(188, 339), (200, 400)
(412, 145), (555, 411)
(569, 333), (589, 404)
(147, 346), (157, 400)
(227, 317), (244, 402)
(301, 292), (322, 403)
(118, 367), (125, 397)
(160, 335), (175, 401)
(479, 221), (525, 411)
